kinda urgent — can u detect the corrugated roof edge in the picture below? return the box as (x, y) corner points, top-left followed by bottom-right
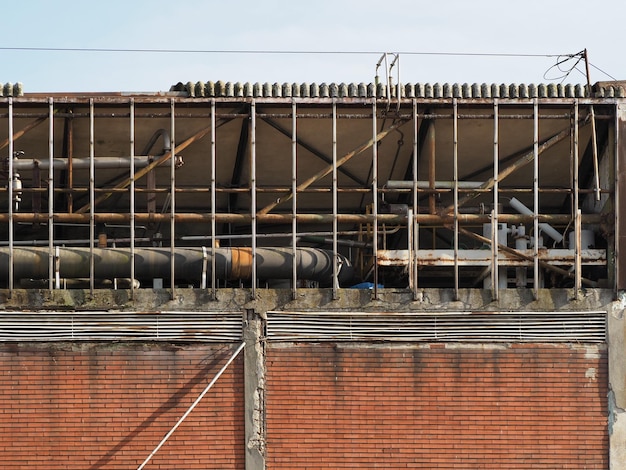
(170, 81), (626, 99)
(1, 83), (23, 97)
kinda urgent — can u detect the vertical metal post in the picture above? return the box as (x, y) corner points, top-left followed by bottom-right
(573, 101), (581, 295)
(427, 120), (436, 215)
(372, 100), (379, 299)
(67, 111), (74, 213)
(211, 99), (217, 298)
(89, 99), (95, 294)
(575, 208), (582, 293)
(7, 98), (13, 296)
(130, 99), (135, 299)
(291, 100), (298, 300)
(492, 99), (499, 300)
(48, 98), (54, 291)
(412, 99), (419, 299)
(332, 100), (339, 300)
(453, 98), (459, 300)
(170, 99), (176, 298)
(533, 99), (540, 299)
(250, 100), (257, 297)
(407, 207), (414, 292)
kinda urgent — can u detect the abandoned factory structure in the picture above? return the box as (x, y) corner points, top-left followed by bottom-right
(0, 78), (625, 469)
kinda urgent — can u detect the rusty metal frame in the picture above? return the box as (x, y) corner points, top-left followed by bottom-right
(0, 95), (617, 292)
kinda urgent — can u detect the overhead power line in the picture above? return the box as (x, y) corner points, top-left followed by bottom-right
(0, 46), (565, 57)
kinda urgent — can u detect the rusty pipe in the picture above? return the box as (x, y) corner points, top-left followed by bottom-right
(1, 212), (603, 226)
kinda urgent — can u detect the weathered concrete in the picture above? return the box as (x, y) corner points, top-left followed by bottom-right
(0, 286), (620, 469)
(609, 294), (626, 469)
(244, 309), (266, 470)
(0, 287), (615, 314)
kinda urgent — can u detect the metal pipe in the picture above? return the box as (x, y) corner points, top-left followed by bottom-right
(333, 101), (339, 299)
(170, 99), (176, 296)
(453, 98), (459, 300)
(509, 197), (563, 243)
(48, 98), (54, 291)
(533, 99), (540, 297)
(291, 100), (298, 299)
(492, 100), (499, 299)
(584, 49), (601, 201)
(11, 156), (153, 170)
(130, 99), (136, 299)
(0, 212), (602, 225)
(89, 99), (95, 294)
(251, 100), (257, 296)
(66, 110), (74, 212)
(211, 99), (217, 297)
(386, 180), (483, 189)
(8, 98), (13, 296)
(426, 120), (436, 214)
(0, 246), (355, 285)
(372, 100), (379, 298)
(412, 99), (419, 298)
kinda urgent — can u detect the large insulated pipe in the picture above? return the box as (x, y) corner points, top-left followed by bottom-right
(0, 246), (354, 285)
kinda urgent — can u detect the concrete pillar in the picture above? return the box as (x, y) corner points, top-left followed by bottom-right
(244, 308), (266, 470)
(609, 298), (626, 469)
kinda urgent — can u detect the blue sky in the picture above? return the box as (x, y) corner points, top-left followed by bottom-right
(1, 0), (623, 93)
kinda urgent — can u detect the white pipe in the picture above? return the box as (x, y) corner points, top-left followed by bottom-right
(12, 156), (153, 170)
(136, 342), (245, 470)
(386, 180), (484, 189)
(509, 197), (564, 243)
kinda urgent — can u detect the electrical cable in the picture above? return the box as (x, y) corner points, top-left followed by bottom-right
(0, 46), (572, 57)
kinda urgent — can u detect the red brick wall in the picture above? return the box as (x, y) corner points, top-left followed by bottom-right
(0, 343), (244, 469)
(267, 343), (608, 469)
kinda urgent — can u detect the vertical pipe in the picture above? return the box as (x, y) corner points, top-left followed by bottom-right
(372, 100), (379, 299)
(427, 120), (436, 214)
(492, 100), (499, 300)
(533, 99), (540, 298)
(130, 99), (135, 299)
(67, 110), (74, 213)
(291, 100), (298, 300)
(407, 208), (414, 292)
(211, 99), (217, 298)
(170, 99), (176, 298)
(412, 99), (419, 299)
(250, 100), (257, 297)
(8, 98), (13, 296)
(89, 99), (95, 294)
(453, 98), (459, 300)
(48, 98), (54, 291)
(575, 208), (582, 293)
(574, 101), (581, 295)
(332, 100), (338, 299)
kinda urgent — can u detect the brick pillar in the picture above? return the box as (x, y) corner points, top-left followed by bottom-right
(244, 309), (266, 470)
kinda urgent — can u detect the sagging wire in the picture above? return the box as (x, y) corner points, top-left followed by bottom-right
(543, 51), (586, 83)
(543, 49), (617, 83)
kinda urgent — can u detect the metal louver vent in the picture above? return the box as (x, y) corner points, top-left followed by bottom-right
(0, 312), (242, 342)
(267, 311), (606, 343)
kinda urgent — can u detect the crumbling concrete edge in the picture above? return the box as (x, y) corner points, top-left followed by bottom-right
(609, 294), (626, 469)
(243, 308), (266, 470)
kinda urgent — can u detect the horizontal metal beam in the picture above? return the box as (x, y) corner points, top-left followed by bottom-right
(1, 212), (603, 225)
(378, 249), (606, 267)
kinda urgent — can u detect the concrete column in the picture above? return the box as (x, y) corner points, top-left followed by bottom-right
(244, 308), (266, 470)
(609, 298), (626, 469)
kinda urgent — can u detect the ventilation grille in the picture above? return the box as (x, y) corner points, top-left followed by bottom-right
(0, 311), (242, 342)
(267, 311), (606, 343)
